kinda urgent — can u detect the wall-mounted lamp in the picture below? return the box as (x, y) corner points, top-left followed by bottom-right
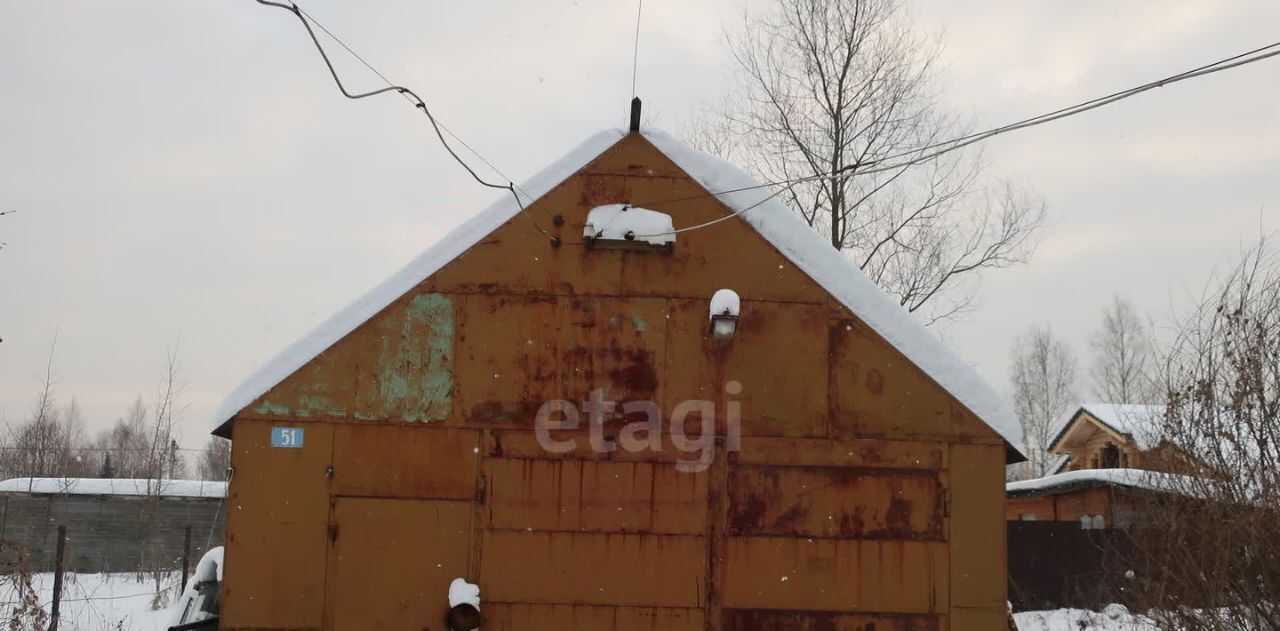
(709, 289), (740, 340)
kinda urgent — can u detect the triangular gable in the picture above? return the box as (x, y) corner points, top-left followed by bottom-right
(1048, 403), (1164, 452)
(1049, 407), (1121, 452)
(214, 128), (1026, 458)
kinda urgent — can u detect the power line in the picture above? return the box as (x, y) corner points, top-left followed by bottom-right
(254, 0), (552, 236)
(631, 0), (644, 100)
(631, 39), (1280, 237)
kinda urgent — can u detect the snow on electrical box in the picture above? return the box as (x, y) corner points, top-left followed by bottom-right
(583, 204), (675, 249)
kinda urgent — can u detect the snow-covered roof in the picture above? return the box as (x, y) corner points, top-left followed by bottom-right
(0, 477), (227, 498)
(1052, 403), (1166, 450)
(1006, 468), (1201, 498)
(212, 128), (1025, 458)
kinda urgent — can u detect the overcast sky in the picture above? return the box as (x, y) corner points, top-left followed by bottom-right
(2, 1), (1278, 449)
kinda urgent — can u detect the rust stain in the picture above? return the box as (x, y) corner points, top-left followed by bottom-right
(727, 465), (944, 540)
(723, 608), (940, 631)
(578, 174), (615, 208)
(885, 497), (913, 534)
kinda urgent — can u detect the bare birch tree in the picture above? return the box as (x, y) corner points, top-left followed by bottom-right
(1009, 325), (1078, 478)
(690, 0), (1047, 323)
(1090, 296), (1157, 403)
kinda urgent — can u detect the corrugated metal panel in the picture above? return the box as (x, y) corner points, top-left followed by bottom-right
(952, 607), (1008, 631)
(721, 538), (949, 613)
(950, 444), (1007, 610)
(483, 604), (704, 630)
(324, 497), (471, 631)
(734, 436), (947, 470)
(723, 609), (941, 630)
(728, 465), (944, 540)
(221, 420), (333, 629)
(455, 295), (667, 425)
(829, 319), (1000, 444)
(331, 424), (479, 500)
(454, 295), (560, 424)
(480, 531), (706, 607)
(485, 458), (706, 534)
(663, 300), (830, 438)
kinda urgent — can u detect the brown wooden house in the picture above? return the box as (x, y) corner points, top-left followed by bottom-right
(212, 124), (1026, 631)
(1045, 404), (1168, 473)
(1005, 404), (1200, 526)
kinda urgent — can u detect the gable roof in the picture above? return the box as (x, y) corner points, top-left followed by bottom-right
(1050, 403), (1166, 451)
(213, 128), (1026, 459)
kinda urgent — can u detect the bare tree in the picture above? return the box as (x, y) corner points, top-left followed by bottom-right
(0, 338), (79, 483)
(87, 395), (152, 478)
(1010, 325), (1078, 478)
(689, 0), (1046, 323)
(1090, 295), (1157, 403)
(143, 350), (186, 494)
(198, 437), (232, 481)
(1118, 239), (1280, 630)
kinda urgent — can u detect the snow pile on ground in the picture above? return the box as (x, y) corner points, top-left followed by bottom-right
(0, 571), (182, 631)
(1015, 605), (1267, 630)
(1016, 605), (1157, 630)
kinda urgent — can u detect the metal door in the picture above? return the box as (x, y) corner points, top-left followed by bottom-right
(324, 497), (472, 631)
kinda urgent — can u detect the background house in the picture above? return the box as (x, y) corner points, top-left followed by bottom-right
(1006, 404), (1200, 525)
(212, 126), (1024, 631)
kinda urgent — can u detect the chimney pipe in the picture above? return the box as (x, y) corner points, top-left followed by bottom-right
(629, 97), (642, 133)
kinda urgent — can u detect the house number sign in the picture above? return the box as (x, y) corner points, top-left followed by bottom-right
(270, 427), (305, 449)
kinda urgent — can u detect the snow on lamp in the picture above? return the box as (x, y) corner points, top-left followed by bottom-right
(709, 289), (740, 340)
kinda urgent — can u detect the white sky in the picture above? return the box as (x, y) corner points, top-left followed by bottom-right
(2, 1), (1278, 448)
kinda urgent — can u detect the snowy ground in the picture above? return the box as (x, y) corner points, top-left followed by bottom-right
(1016, 605), (1158, 630)
(0, 571), (180, 631)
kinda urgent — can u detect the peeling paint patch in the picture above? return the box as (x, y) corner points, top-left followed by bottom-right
(631, 313), (647, 333)
(251, 400), (290, 416)
(377, 293), (455, 422)
(297, 392), (346, 418)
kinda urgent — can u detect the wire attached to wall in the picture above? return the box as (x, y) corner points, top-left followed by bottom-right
(254, 0), (553, 238)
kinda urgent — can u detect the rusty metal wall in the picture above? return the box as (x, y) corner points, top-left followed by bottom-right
(219, 134), (1009, 630)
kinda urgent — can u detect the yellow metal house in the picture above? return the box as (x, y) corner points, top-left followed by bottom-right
(211, 125), (1026, 631)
